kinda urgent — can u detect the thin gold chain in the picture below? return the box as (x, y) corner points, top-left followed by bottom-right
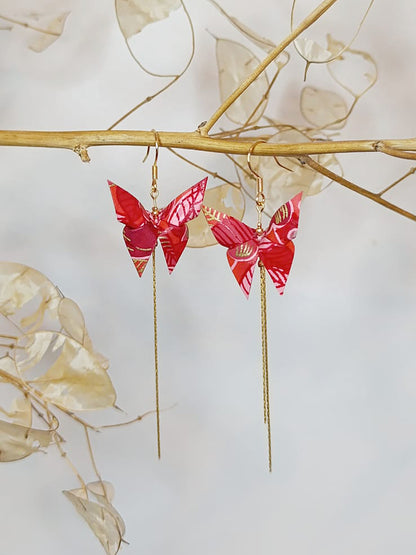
(152, 249), (161, 459)
(260, 263), (272, 473)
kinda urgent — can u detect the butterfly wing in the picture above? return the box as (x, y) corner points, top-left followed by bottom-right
(260, 192), (302, 293)
(108, 180), (150, 228)
(158, 177), (208, 227)
(157, 177), (208, 273)
(265, 192), (302, 245)
(123, 225), (158, 277)
(108, 180), (156, 277)
(203, 205), (258, 297)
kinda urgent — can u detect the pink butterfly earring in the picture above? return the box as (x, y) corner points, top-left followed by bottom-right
(202, 141), (302, 471)
(108, 131), (208, 458)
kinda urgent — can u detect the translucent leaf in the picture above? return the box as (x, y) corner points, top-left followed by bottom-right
(239, 129), (343, 213)
(208, 0), (276, 53)
(58, 298), (92, 349)
(116, 0), (181, 39)
(327, 43), (377, 99)
(21, 332), (116, 411)
(16, 331), (59, 372)
(0, 397), (33, 427)
(0, 262), (61, 331)
(4, 11), (69, 53)
(0, 419), (53, 462)
(64, 482), (125, 555)
(0, 354), (18, 380)
(187, 183), (245, 247)
(295, 38), (332, 62)
(300, 86), (348, 129)
(216, 39), (269, 125)
(291, 0), (375, 64)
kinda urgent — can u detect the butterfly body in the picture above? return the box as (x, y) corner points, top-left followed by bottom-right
(203, 192), (302, 297)
(109, 177), (208, 276)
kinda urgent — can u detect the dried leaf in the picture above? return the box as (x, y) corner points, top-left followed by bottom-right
(291, 0), (375, 64)
(0, 419), (53, 462)
(328, 43), (377, 99)
(239, 129), (343, 213)
(0, 354), (18, 380)
(4, 11), (69, 53)
(0, 397), (33, 427)
(26, 12), (69, 53)
(208, 0), (276, 53)
(300, 86), (348, 129)
(64, 482), (125, 555)
(188, 183), (245, 247)
(0, 262), (61, 331)
(21, 333), (116, 411)
(58, 298), (92, 349)
(295, 38), (332, 62)
(116, 0), (181, 39)
(216, 39), (269, 125)
(17, 331), (60, 372)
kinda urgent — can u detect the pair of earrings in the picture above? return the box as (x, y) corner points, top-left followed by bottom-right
(108, 135), (301, 471)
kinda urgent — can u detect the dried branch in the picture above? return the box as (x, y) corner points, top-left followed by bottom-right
(300, 155), (416, 223)
(1, 129), (416, 158)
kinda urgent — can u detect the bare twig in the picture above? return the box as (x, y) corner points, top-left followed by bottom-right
(300, 155), (416, 223)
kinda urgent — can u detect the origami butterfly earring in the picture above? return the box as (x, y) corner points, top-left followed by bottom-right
(108, 131), (208, 458)
(202, 141), (302, 471)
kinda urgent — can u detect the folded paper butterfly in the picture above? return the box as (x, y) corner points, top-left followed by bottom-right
(202, 192), (302, 297)
(109, 177), (208, 275)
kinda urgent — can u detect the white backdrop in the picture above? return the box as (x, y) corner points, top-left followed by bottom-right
(1, 1), (416, 554)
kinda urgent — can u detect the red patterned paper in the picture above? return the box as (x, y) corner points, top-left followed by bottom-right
(109, 177), (208, 276)
(202, 192), (302, 297)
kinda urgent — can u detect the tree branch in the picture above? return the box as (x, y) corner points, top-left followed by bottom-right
(300, 155), (416, 223)
(1, 129), (416, 158)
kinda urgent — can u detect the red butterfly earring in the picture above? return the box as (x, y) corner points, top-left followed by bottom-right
(202, 141), (302, 471)
(109, 131), (208, 457)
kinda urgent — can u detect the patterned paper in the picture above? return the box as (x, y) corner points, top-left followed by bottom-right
(109, 177), (208, 276)
(203, 192), (301, 297)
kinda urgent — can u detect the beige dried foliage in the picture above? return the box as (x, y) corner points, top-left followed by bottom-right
(300, 86), (348, 129)
(0, 419), (53, 462)
(1, 11), (69, 52)
(116, 0), (181, 39)
(291, 0), (375, 64)
(239, 129), (342, 212)
(188, 183), (245, 247)
(64, 481), (125, 555)
(327, 41), (377, 99)
(20, 332), (116, 411)
(208, 0), (276, 53)
(0, 396), (32, 427)
(0, 262), (61, 331)
(58, 297), (92, 349)
(216, 39), (269, 125)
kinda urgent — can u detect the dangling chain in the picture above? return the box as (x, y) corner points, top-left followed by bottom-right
(255, 172), (272, 472)
(149, 137), (161, 458)
(152, 249), (161, 459)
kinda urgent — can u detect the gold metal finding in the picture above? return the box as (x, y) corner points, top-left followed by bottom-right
(247, 140), (267, 233)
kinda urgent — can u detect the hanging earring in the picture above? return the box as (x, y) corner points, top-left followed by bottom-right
(202, 141), (302, 472)
(108, 131), (208, 458)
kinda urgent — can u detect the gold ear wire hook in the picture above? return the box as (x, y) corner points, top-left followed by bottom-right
(149, 130), (161, 213)
(247, 140), (267, 233)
